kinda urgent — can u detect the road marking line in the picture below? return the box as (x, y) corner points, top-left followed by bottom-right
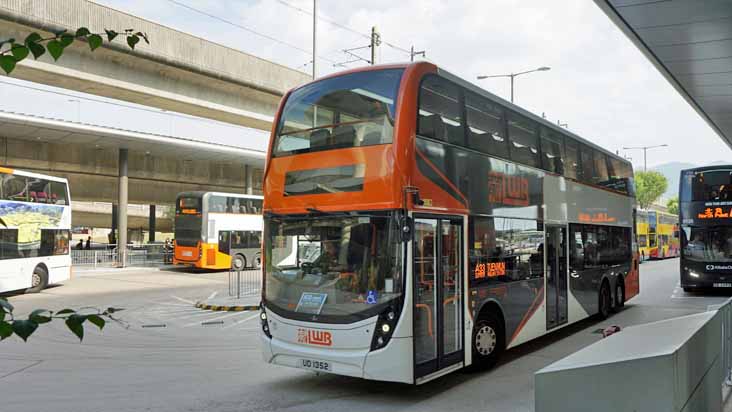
(183, 311), (245, 327)
(223, 313), (260, 329)
(166, 310), (226, 321)
(208, 291), (218, 300)
(155, 302), (191, 307)
(171, 295), (196, 304)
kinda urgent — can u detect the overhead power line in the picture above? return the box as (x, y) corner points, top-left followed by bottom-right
(275, 0), (415, 57)
(164, 0), (338, 65)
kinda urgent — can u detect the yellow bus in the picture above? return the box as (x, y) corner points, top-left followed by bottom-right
(636, 210), (679, 260)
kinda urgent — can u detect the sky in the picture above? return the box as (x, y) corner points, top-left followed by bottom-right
(2, 0), (730, 169)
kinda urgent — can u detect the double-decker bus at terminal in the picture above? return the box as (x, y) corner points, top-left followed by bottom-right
(0, 167), (71, 294)
(637, 209), (679, 261)
(173, 192), (263, 270)
(679, 166), (732, 291)
(259, 62), (639, 384)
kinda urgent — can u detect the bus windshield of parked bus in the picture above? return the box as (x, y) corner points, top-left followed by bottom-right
(682, 226), (732, 262)
(265, 212), (403, 323)
(273, 69), (403, 157)
(681, 169), (732, 201)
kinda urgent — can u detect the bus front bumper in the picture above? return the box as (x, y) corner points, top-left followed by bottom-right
(260, 310), (413, 383)
(681, 263), (732, 288)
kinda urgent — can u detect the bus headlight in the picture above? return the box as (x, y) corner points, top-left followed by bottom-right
(371, 306), (399, 351)
(260, 306), (272, 339)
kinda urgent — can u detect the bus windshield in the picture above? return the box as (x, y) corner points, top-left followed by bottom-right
(264, 212), (403, 323)
(681, 169), (732, 202)
(682, 226), (732, 262)
(273, 69), (403, 157)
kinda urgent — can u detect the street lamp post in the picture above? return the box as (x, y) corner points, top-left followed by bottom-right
(477, 66), (551, 103)
(622, 144), (668, 171)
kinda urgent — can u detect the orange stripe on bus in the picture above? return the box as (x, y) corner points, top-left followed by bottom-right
(0, 167), (14, 174)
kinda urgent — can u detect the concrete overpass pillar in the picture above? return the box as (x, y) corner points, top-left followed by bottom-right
(149, 205), (156, 243)
(245, 164), (253, 195)
(118, 148), (128, 267)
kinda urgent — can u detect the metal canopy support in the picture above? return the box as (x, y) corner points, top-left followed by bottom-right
(118, 148), (128, 267)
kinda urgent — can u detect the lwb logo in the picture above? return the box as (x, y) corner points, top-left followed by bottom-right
(297, 328), (333, 346)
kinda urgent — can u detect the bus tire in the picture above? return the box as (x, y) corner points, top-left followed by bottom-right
(26, 265), (48, 294)
(232, 254), (246, 271)
(470, 312), (504, 370)
(613, 279), (625, 311)
(683, 287), (696, 293)
(597, 281), (611, 320)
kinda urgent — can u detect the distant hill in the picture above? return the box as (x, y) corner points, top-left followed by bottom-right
(649, 161), (728, 198)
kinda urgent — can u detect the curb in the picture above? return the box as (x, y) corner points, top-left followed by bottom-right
(195, 302), (260, 312)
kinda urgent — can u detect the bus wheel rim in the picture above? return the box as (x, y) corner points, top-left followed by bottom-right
(31, 272), (41, 287)
(475, 325), (497, 355)
(234, 257), (243, 268)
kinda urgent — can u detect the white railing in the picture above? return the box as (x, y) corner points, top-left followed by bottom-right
(228, 269), (261, 298)
(71, 246), (173, 267)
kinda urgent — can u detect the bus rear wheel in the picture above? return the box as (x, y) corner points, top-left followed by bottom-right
(613, 280), (625, 311)
(470, 312), (504, 370)
(597, 281), (611, 319)
(26, 265), (48, 294)
(231, 254), (246, 271)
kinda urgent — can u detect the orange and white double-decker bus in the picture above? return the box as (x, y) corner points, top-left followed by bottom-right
(259, 62), (639, 384)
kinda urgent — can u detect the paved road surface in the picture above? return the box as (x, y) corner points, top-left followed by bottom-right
(1, 260), (729, 412)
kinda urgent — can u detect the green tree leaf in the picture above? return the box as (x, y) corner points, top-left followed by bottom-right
(46, 40), (63, 61)
(87, 34), (103, 51)
(55, 308), (75, 316)
(27, 42), (45, 59)
(12, 320), (38, 342)
(0, 298), (13, 313)
(635, 171), (668, 210)
(23, 32), (42, 45)
(65, 317), (84, 341)
(0, 308), (4, 322)
(135, 32), (150, 44)
(11, 44), (29, 61)
(666, 197), (679, 215)
(105, 29), (118, 42)
(29, 309), (52, 324)
(0, 321), (12, 340)
(59, 34), (74, 48)
(75, 27), (90, 37)
(87, 314), (105, 330)
(126, 35), (140, 49)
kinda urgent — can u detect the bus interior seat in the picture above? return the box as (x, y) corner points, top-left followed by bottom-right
(332, 125), (356, 148)
(310, 129), (331, 148)
(419, 114), (447, 141)
(361, 131), (382, 146)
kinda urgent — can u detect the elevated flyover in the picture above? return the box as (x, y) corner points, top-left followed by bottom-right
(0, 0), (310, 130)
(595, 0), (732, 150)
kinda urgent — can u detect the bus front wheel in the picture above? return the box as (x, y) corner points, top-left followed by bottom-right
(470, 312), (504, 370)
(26, 265), (48, 294)
(232, 254), (246, 271)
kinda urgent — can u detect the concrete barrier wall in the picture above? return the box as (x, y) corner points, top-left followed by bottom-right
(535, 310), (723, 412)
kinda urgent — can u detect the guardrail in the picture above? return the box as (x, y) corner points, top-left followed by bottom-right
(71, 246), (173, 267)
(228, 269), (261, 298)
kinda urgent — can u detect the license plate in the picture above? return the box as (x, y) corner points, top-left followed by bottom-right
(714, 283), (732, 288)
(182, 251), (193, 257)
(300, 359), (331, 372)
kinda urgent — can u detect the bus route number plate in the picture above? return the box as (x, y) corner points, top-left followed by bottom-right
(714, 283), (732, 288)
(301, 359), (331, 372)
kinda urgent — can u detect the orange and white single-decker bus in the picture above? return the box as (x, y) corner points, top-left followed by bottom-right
(259, 62), (639, 384)
(173, 192), (263, 270)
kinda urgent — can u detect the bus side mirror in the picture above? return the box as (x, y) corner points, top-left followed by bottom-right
(399, 216), (414, 242)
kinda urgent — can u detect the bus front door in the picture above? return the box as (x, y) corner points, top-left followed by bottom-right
(413, 216), (464, 381)
(546, 225), (568, 329)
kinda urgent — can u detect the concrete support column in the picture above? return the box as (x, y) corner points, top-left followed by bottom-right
(149, 204), (156, 243)
(244, 164), (253, 195)
(118, 148), (128, 267)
